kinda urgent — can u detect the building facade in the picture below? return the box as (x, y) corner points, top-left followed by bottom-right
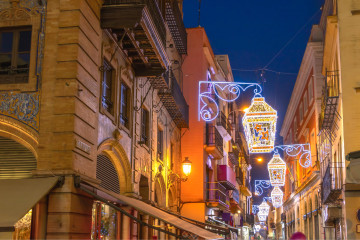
(0, 0), (222, 239)
(280, 25), (325, 240)
(181, 27), (253, 239)
(318, 0), (360, 239)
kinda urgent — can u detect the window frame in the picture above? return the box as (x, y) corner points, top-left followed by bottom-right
(100, 59), (116, 120)
(119, 81), (131, 130)
(141, 107), (150, 146)
(157, 127), (163, 161)
(0, 26), (38, 91)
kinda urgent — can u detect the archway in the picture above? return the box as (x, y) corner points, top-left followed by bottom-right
(139, 175), (149, 201)
(97, 139), (132, 194)
(96, 155), (120, 194)
(0, 136), (36, 179)
(154, 174), (166, 207)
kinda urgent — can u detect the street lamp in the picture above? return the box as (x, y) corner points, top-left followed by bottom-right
(182, 157), (192, 178)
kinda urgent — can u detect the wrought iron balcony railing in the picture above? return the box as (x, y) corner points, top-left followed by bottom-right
(228, 143), (239, 167)
(206, 182), (228, 210)
(101, 0), (168, 76)
(205, 124), (223, 159)
(165, 0), (187, 54)
(319, 70), (340, 133)
(321, 160), (343, 204)
(236, 166), (244, 185)
(216, 111), (232, 139)
(158, 70), (189, 128)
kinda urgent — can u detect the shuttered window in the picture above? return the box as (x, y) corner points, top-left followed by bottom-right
(96, 155), (120, 194)
(0, 136), (36, 179)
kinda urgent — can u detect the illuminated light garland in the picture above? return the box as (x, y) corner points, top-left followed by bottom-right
(255, 224), (261, 232)
(242, 96), (277, 153)
(271, 187), (284, 208)
(252, 205), (259, 214)
(198, 81), (262, 122)
(273, 143), (311, 168)
(254, 180), (271, 196)
(268, 153), (286, 186)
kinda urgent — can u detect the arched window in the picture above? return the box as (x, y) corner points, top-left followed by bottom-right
(96, 155), (120, 194)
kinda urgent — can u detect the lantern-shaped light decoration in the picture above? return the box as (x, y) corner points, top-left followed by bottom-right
(268, 154), (286, 186)
(271, 187), (284, 208)
(258, 214), (267, 222)
(257, 201), (270, 222)
(242, 96), (277, 153)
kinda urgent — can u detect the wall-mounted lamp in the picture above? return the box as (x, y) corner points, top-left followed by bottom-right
(182, 157), (192, 178)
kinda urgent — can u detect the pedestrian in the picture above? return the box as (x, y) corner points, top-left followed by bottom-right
(290, 232), (306, 240)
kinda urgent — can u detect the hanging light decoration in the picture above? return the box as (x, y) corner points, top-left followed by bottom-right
(257, 200), (270, 222)
(271, 187), (284, 208)
(268, 153), (286, 186)
(242, 96), (277, 153)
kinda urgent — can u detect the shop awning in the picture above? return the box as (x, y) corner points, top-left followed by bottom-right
(79, 180), (223, 240)
(0, 177), (59, 228)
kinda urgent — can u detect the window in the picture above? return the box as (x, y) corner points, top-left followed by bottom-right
(91, 201), (117, 239)
(157, 128), (163, 161)
(308, 78), (314, 102)
(101, 60), (115, 115)
(303, 90), (308, 114)
(170, 143), (174, 170)
(120, 83), (130, 129)
(0, 28), (31, 84)
(141, 108), (149, 145)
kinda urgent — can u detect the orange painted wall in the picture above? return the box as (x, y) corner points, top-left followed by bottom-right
(181, 28), (212, 221)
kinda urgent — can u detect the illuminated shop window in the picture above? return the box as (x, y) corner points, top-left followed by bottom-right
(91, 201), (117, 240)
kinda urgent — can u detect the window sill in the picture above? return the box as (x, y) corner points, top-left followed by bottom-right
(100, 106), (115, 124)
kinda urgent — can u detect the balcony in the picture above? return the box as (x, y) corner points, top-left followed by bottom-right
(245, 214), (254, 225)
(217, 165), (237, 190)
(319, 70), (340, 137)
(206, 182), (229, 210)
(236, 166), (244, 185)
(228, 143), (239, 167)
(216, 111), (231, 141)
(165, 0), (187, 54)
(321, 161), (343, 204)
(157, 70), (189, 128)
(240, 177), (251, 197)
(101, 0), (169, 76)
(205, 125), (223, 160)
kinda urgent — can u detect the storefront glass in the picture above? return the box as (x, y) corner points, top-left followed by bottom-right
(91, 201), (117, 240)
(13, 210), (32, 240)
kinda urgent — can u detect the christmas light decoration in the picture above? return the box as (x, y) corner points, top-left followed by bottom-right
(273, 143), (312, 168)
(254, 180), (271, 196)
(252, 205), (259, 214)
(198, 81), (262, 121)
(254, 224), (261, 232)
(271, 187), (284, 208)
(258, 214), (267, 222)
(257, 200), (270, 222)
(242, 95), (277, 153)
(268, 153), (286, 186)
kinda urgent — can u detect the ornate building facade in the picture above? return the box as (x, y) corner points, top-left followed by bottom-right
(0, 0), (221, 239)
(280, 25), (325, 240)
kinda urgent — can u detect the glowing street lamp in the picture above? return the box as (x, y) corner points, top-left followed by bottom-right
(271, 187), (284, 208)
(182, 157), (192, 177)
(268, 153), (286, 186)
(242, 96), (277, 153)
